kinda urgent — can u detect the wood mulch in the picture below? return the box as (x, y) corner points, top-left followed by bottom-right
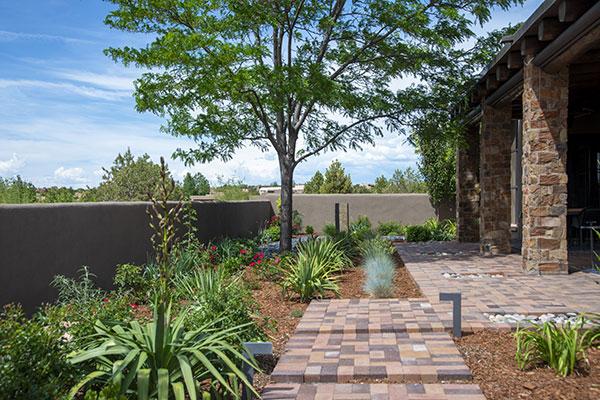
(455, 330), (600, 400)
(245, 252), (422, 391)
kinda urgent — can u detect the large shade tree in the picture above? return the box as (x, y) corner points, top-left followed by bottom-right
(104, 0), (516, 251)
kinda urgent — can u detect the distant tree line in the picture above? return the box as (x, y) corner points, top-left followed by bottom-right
(0, 149), (211, 204)
(303, 160), (427, 194)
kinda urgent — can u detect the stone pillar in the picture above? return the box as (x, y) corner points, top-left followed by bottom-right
(479, 103), (513, 254)
(521, 60), (568, 274)
(456, 125), (480, 242)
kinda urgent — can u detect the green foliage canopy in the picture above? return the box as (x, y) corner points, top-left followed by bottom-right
(95, 149), (181, 201)
(320, 160), (352, 194)
(103, 0), (519, 249)
(303, 171), (323, 194)
(182, 172), (210, 197)
(0, 176), (37, 204)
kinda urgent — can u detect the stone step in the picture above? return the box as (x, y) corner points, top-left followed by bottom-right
(271, 330), (471, 384)
(262, 383), (485, 400)
(295, 299), (446, 335)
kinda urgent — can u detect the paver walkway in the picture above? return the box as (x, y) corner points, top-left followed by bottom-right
(397, 242), (600, 332)
(263, 242), (600, 398)
(266, 299), (483, 399)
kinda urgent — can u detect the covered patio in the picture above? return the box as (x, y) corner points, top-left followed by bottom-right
(457, 0), (600, 273)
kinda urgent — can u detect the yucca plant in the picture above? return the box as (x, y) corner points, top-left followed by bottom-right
(68, 303), (258, 400)
(175, 268), (234, 304)
(515, 316), (600, 377)
(280, 239), (349, 302)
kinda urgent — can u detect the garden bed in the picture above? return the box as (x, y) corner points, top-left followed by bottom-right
(455, 330), (600, 400)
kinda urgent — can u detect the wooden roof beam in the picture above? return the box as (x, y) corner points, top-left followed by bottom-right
(538, 18), (564, 42)
(559, 0), (592, 22)
(521, 36), (542, 57)
(507, 51), (523, 69)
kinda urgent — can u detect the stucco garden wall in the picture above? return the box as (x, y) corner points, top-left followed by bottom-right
(0, 201), (273, 312)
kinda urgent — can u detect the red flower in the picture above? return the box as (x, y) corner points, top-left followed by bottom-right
(102, 297), (109, 303)
(129, 303), (139, 309)
(210, 245), (217, 251)
(240, 249), (248, 255)
(249, 262), (256, 267)
(256, 259), (262, 265)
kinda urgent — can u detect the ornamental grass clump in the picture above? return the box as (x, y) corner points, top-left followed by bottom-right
(281, 239), (349, 302)
(362, 239), (396, 298)
(515, 316), (600, 377)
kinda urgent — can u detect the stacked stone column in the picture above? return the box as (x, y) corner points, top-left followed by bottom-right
(521, 59), (569, 274)
(456, 125), (480, 242)
(479, 103), (513, 255)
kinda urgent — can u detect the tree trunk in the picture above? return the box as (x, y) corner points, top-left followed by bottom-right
(279, 158), (294, 252)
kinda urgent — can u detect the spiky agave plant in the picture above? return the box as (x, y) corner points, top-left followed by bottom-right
(280, 239), (349, 302)
(68, 305), (258, 400)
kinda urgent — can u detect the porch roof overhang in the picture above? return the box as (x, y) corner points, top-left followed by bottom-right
(463, 0), (600, 125)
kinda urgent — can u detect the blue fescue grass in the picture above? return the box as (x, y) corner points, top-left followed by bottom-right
(362, 240), (396, 298)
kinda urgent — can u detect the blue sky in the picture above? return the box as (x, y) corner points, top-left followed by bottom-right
(0, 0), (542, 188)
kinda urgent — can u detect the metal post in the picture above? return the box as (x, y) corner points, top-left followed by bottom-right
(439, 292), (462, 337)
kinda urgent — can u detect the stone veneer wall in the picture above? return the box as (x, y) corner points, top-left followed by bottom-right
(479, 103), (513, 254)
(456, 125), (480, 242)
(521, 60), (569, 274)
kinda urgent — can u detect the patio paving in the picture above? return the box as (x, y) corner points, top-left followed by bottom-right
(270, 299), (472, 385)
(264, 241), (600, 398)
(397, 241), (600, 332)
(262, 383), (485, 400)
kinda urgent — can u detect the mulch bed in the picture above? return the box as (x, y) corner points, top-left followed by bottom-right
(245, 252), (422, 391)
(455, 330), (600, 400)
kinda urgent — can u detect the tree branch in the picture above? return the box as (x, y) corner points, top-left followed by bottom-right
(295, 113), (398, 165)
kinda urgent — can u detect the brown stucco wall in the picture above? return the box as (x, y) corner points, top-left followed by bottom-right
(0, 201), (273, 312)
(260, 193), (449, 231)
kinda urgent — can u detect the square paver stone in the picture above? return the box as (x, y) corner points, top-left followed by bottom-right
(294, 299), (446, 335)
(262, 383), (485, 400)
(271, 329), (471, 384)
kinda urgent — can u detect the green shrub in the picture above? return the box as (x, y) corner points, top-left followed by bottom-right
(113, 263), (153, 298)
(433, 219), (457, 241)
(83, 384), (127, 400)
(515, 317), (600, 377)
(305, 225), (315, 235)
(281, 239), (349, 302)
(259, 224), (281, 243)
(69, 303), (258, 400)
(404, 224), (432, 242)
(0, 305), (78, 400)
(363, 250), (396, 298)
(51, 267), (105, 305)
(323, 223), (338, 237)
(176, 269), (265, 342)
(376, 221), (405, 236)
(349, 215), (375, 242)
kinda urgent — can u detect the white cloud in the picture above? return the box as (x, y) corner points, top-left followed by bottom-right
(53, 166), (88, 185)
(0, 30), (93, 44)
(0, 153), (25, 176)
(53, 70), (136, 91)
(0, 79), (131, 101)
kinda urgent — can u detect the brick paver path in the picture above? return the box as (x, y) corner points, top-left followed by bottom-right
(264, 242), (600, 398)
(263, 383), (485, 399)
(397, 242), (600, 332)
(267, 299), (482, 399)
